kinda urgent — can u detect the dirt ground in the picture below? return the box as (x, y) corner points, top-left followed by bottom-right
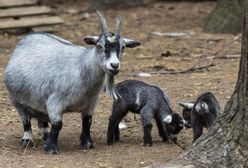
(0, 1), (241, 168)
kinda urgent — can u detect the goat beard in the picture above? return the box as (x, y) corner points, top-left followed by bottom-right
(105, 74), (120, 101)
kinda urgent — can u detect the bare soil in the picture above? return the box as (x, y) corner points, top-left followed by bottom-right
(0, 1), (241, 167)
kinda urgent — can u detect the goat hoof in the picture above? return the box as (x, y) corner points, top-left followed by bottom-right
(142, 143), (152, 147)
(107, 141), (114, 145)
(80, 135), (94, 149)
(44, 143), (59, 154)
(107, 137), (115, 145)
(115, 137), (120, 142)
(162, 137), (169, 142)
(22, 139), (34, 148)
(81, 141), (94, 149)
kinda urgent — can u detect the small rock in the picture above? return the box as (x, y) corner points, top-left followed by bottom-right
(81, 13), (90, 20)
(137, 72), (152, 77)
(66, 8), (79, 15)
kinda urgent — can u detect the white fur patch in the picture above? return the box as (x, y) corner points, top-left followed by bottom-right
(119, 122), (127, 129)
(182, 119), (187, 125)
(106, 52), (120, 70)
(123, 38), (134, 44)
(107, 36), (116, 42)
(195, 102), (209, 113)
(163, 115), (172, 124)
(135, 91), (141, 105)
(23, 131), (34, 141)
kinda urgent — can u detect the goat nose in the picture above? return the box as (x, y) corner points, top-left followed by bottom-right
(111, 63), (119, 69)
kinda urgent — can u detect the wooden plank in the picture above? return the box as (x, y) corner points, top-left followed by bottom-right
(0, 6), (52, 18)
(0, 0), (37, 8)
(0, 16), (63, 29)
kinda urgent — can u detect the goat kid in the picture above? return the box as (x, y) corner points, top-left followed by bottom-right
(4, 11), (140, 154)
(178, 92), (221, 142)
(107, 80), (184, 146)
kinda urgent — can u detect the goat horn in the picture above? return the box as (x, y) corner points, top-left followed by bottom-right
(96, 10), (109, 35)
(115, 16), (122, 37)
(178, 102), (194, 109)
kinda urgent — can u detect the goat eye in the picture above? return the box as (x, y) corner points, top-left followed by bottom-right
(96, 44), (104, 50)
(120, 46), (125, 52)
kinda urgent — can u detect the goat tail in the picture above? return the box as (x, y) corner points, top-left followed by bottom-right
(105, 74), (120, 101)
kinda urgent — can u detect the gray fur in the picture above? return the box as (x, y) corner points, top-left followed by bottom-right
(5, 33), (104, 121)
(106, 74), (120, 100)
(4, 11), (140, 153)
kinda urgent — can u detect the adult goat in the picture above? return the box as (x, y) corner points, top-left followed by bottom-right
(4, 11), (140, 154)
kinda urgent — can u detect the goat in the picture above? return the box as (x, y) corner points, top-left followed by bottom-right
(107, 80), (184, 147)
(4, 11), (140, 154)
(178, 92), (221, 142)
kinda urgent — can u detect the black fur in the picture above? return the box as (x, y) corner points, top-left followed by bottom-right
(182, 105), (192, 128)
(166, 113), (184, 143)
(104, 34), (121, 59)
(179, 92), (221, 142)
(80, 115), (94, 149)
(44, 121), (62, 154)
(107, 80), (184, 146)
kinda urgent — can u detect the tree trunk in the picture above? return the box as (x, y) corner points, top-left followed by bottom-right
(204, 0), (243, 33)
(166, 1), (248, 167)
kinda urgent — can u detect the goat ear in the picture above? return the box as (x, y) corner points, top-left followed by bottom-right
(123, 38), (141, 48)
(178, 102), (194, 110)
(182, 119), (186, 125)
(163, 115), (172, 124)
(84, 35), (98, 45)
(195, 102), (209, 113)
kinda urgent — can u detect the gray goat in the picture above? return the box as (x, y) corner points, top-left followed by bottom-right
(107, 80), (184, 146)
(4, 11), (140, 154)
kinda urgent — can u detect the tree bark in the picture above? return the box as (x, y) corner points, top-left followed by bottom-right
(204, 0), (243, 33)
(166, 1), (248, 167)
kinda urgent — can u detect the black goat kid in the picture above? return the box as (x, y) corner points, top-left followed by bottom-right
(107, 80), (184, 146)
(179, 92), (221, 142)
